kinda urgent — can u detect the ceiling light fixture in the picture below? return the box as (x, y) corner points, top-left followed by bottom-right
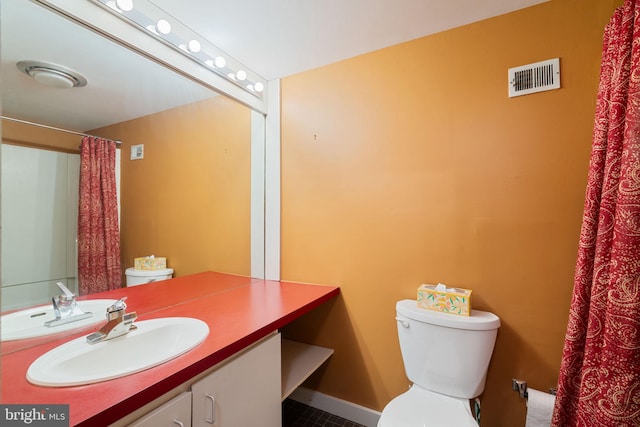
(187, 40), (201, 53)
(105, 0), (133, 12)
(17, 60), (88, 89)
(90, 0), (266, 96)
(115, 0), (133, 12)
(214, 56), (226, 69)
(155, 19), (171, 35)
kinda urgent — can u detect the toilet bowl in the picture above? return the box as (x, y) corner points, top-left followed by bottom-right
(378, 386), (478, 427)
(379, 299), (500, 426)
(125, 268), (173, 287)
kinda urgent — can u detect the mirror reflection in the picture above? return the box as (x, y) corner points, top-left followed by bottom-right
(1, 0), (253, 347)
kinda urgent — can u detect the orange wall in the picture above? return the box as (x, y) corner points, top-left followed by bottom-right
(2, 119), (79, 152)
(93, 96), (252, 279)
(280, 0), (621, 425)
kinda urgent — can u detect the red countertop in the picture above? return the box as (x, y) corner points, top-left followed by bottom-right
(0, 272), (340, 426)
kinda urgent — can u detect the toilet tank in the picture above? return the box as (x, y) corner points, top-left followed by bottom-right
(125, 268), (173, 287)
(395, 299), (500, 399)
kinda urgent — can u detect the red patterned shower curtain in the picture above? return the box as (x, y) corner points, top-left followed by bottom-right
(78, 136), (121, 295)
(552, 1), (640, 426)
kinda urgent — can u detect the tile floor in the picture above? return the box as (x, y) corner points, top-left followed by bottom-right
(282, 398), (367, 427)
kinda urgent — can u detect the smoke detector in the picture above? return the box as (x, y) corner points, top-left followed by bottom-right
(17, 60), (87, 88)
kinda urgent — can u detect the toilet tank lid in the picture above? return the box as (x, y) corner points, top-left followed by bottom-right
(125, 268), (173, 277)
(396, 299), (500, 331)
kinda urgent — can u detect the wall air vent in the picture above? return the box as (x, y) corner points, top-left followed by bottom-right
(508, 58), (560, 98)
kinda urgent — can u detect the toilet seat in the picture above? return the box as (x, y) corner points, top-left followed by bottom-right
(378, 385), (478, 427)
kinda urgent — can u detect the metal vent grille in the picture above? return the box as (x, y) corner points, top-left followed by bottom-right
(508, 58), (560, 98)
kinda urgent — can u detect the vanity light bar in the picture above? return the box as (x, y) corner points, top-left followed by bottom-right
(91, 0), (266, 97)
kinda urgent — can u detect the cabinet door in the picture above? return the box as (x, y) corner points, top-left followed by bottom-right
(127, 391), (192, 427)
(192, 333), (281, 427)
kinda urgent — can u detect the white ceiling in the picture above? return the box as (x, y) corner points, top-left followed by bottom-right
(153, 0), (548, 80)
(1, 0), (548, 131)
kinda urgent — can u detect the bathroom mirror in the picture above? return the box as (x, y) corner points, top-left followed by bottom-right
(1, 0), (261, 351)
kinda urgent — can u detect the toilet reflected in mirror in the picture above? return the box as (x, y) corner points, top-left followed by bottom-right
(125, 268), (174, 287)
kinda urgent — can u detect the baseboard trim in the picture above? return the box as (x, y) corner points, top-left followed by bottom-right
(289, 387), (381, 427)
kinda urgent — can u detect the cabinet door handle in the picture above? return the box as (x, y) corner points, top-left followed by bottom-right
(205, 394), (216, 424)
(173, 420), (184, 427)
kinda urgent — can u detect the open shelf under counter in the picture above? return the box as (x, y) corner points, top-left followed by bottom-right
(281, 339), (334, 400)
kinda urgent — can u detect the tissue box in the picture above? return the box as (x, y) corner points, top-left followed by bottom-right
(417, 284), (472, 316)
(134, 256), (166, 270)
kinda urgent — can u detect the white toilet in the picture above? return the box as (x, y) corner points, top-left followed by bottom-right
(378, 299), (501, 427)
(125, 268), (174, 287)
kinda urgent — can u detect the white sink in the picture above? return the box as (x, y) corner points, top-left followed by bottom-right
(27, 317), (209, 387)
(1, 299), (118, 341)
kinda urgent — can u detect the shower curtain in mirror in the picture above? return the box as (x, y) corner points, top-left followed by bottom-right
(552, 1), (640, 425)
(78, 136), (121, 294)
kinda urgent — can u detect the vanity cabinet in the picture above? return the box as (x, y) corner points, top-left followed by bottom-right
(123, 334), (334, 427)
(127, 392), (192, 427)
(191, 332), (281, 427)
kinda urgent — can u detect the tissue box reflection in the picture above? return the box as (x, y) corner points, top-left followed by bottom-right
(134, 256), (166, 270)
(417, 284), (472, 316)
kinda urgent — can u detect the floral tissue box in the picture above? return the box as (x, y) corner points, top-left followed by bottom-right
(134, 256), (166, 270)
(417, 283), (472, 316)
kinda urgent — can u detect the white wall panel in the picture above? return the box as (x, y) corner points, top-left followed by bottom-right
(1, 145), (79, 310)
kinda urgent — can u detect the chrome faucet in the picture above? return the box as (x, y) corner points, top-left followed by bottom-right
(86, 297), (138, 344)
(44, 282), (93, 327)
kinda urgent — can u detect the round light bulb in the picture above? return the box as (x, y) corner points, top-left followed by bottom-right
(236, 70), (247, 81)
(156, 19), (171, 35)
(254, 82), (264, 92)
(187, 40), (201, 53)
(116, 0), (133, 11)
(214, 56), (226, 68)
